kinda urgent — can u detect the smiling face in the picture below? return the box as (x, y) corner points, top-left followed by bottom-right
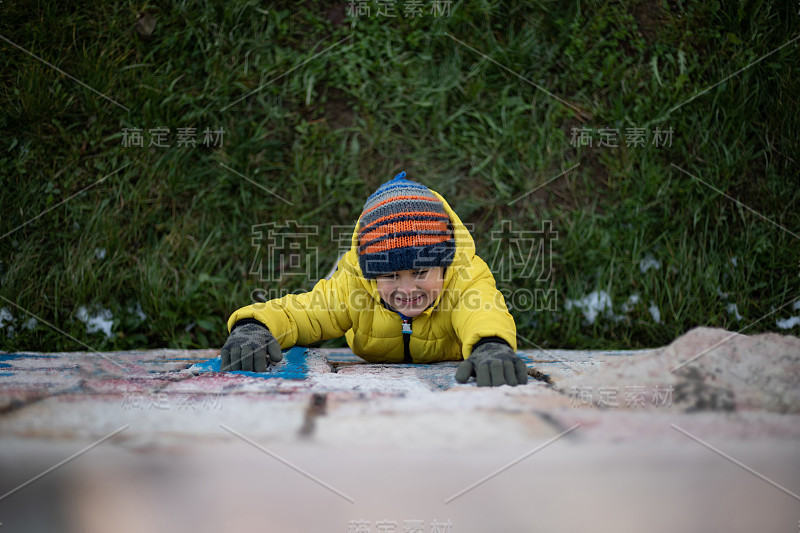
(375, 267), (445, 317)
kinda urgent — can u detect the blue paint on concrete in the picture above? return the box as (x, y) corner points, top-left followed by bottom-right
(0, 353), (55, 373)
(189, 346), (309, 379)
(0, 353), (52, 361)
(518, 354), (545, 364)
(325, 351), (365, 363)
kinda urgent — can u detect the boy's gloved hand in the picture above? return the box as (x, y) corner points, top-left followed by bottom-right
(220, 323), (283, 372)
(455, 342), (528, 387)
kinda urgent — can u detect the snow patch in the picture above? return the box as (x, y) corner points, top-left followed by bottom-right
(126, 302), (147, 323)
(76, 305), (115, 339)
(639, 255), (661, 273)
(0, 307), (13, 328)
(565, 291), (614, 325)
(648, 302), (661, 324)
(0, 307), (15, 336)
(776, 316), (800, 330)
(726, 303), (744, 321)
(621, 294), (640, 313)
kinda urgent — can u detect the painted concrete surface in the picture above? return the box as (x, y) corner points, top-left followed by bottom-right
(1, 328), (799, 532)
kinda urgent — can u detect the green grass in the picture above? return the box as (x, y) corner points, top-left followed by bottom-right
(1, 0), (798, 352)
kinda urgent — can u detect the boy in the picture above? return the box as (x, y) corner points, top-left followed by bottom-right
(220, 171), (528, 387)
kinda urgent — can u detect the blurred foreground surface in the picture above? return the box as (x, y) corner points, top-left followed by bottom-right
(1, 327), (799, 532)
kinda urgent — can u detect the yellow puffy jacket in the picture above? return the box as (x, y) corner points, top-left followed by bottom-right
(226, 189), (517, 363)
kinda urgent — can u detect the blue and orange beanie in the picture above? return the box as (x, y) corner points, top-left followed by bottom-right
(357, 171), (455, 279)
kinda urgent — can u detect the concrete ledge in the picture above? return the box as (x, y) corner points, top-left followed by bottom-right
(1, 328), (799, 532)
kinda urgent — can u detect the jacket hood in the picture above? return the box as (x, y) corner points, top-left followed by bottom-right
(343, 187), (476, 313)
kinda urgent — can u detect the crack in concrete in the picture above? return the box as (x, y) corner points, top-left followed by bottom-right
(298, 392), (328, 438)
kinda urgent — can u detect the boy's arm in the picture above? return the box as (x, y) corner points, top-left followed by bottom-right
(449, 256), (517, 358)
(226, 266), (354, 349)
(450, 257), (527, 387)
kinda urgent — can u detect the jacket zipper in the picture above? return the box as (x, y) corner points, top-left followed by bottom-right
(402, 317), (412, 363)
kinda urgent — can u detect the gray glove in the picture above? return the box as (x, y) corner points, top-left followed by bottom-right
(220, 323), (283, 372)
(455, 341), (528, 387)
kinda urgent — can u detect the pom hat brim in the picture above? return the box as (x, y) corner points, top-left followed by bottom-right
(357, 171), (455, 278)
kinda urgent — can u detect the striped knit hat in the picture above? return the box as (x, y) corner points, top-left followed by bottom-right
(357, 171), (455, 278)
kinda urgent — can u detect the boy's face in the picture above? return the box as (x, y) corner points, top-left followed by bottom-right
(375, 267), (445, 318)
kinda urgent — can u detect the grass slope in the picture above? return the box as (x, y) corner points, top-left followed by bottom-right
(1, 0), (798, 351)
